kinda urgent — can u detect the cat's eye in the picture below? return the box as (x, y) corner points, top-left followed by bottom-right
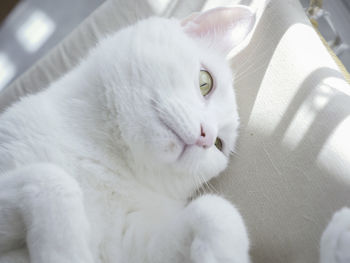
(215, 137), (223, 151)
(199, 70), (213, 96)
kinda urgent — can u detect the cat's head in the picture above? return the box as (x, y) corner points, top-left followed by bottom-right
(101, 6), (255, 181)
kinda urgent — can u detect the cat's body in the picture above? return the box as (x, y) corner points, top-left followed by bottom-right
(0, 7), (256, 263)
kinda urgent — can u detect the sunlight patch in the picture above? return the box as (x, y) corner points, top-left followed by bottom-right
(147, 0), (171, 14)
(0, 53), (16, 91)
(280, 78), (337, 150)
(16, 10), (55, 53)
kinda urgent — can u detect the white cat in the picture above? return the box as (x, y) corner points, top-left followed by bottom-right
(0, 6), (256, 263)
(320, 207), (350, 263)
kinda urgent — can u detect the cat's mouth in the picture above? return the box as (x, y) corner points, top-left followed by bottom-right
(177, 144), (189, 161)
(152, 101), (199, 161)
(158, 118), (191, 161)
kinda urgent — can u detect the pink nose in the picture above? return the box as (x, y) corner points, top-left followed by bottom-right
(195, 124), (215, 148)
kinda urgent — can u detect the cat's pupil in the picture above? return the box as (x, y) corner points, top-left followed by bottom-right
(199, 70), (213, 96)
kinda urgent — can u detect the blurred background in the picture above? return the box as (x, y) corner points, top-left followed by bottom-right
(0, 0), (349, 92)
(300, 0), (350, 70)
(0, 0), (104, 92)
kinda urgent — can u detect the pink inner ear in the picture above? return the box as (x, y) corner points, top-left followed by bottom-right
(181, 6), (255, 55)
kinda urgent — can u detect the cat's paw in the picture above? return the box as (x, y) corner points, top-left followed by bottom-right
(186, 195), (250, 263)
(320, 207), (350, 263)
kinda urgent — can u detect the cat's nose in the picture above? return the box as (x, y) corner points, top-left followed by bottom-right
(195, 124), (215, 148)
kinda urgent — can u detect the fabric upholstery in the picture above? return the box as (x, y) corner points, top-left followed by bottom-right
(1, 0), (350, 262)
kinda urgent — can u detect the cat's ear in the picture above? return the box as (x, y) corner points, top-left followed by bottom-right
(181, 6), (256, 55)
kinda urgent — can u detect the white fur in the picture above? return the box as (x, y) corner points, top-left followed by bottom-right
(0, 7), (255, 263)
(320, 208), (350, 263)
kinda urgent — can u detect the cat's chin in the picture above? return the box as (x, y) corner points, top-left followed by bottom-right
(127, 133), (227, 178)
(157, 143), (189, 165)
(170, 144), (228, 178)
(148, 141), (194, 164)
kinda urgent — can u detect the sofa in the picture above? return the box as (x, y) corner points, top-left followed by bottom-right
(1, 0), (350, 262)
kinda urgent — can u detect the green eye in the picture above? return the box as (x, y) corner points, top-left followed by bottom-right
(199, 70), (213, 96)
(215, 137), (223, 151)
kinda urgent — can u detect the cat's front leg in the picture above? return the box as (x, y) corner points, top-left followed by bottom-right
(0, 163), (93, 263)
(186, 195), (250, 263)
(320, 207), (350, 263)
(148, 194), (250, 263)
